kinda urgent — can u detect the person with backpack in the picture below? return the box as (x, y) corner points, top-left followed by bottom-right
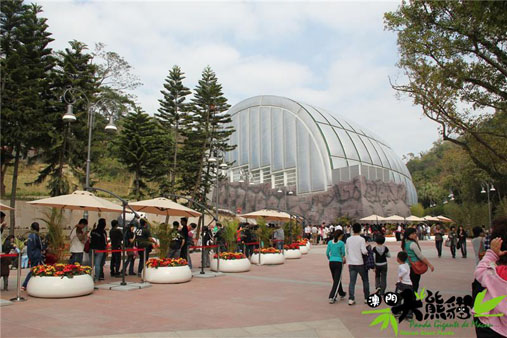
(22, 222), (44, 290)
(373, 236), (390, 296)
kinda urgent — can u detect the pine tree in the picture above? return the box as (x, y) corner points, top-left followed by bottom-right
(155, 65), (191, 195)
(180, 66), (235, 205)
(0, 1), (56, 232)
(116, 107), (166, 199)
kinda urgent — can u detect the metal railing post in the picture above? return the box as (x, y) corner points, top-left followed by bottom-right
(91, 249), (95, 281)
(10, 251), (26, 302)
(141, 248), (147, 282)
(216, 245), (221, 272)
(259, 241), (263, 265)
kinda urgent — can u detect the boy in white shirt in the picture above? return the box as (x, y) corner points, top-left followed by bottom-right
(395, 251), (412, 293)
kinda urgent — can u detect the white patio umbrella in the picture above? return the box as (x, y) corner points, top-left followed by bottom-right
(383, 215), (405, 223)
(424, 215), (440, 222)
(27, 190), (124, 213)
(128, 197), (201, 217)
(0, 202), (14, 211)
(359, 214), (386, 222)
(405, 215), (425, 222)
(437, 215), (453, 223)
(238, 209), (291, 221)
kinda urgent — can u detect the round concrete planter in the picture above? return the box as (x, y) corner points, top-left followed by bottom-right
(210, 258), (251, 272)
(284, 249), (302, 259)
(27, 274), (94, 298)
(250, 253), (285, 265)
(306, 242), (311, 250)
(144, 265), (192, 284)
(299, 245), (309, 255)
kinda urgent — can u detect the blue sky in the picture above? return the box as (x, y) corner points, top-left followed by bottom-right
(37, 0), (440, 158)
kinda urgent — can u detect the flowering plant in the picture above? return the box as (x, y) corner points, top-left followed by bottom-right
(284, 243), (300, 250)
(213, 252), (246, 260)
(254, 247), (281, 254)
(146, 257), (188, 268)
(31, 263), (91, 278)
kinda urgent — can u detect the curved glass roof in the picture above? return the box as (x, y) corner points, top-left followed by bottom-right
(225, 95), (417, 205)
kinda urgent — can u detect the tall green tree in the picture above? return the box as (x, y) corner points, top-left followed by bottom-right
(385, 1), (507, 180)
(180, 66), (235, 205)
(116, 107), (166, 199)
(0, 0), (55, 233)
(156, 65), (191, 195)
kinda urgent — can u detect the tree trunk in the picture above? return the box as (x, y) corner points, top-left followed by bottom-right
(9, 146), (20, 236)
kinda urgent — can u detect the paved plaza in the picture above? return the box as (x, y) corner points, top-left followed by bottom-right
(1, 240), (476, 338)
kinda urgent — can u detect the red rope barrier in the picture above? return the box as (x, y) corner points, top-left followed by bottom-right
(189, 244), (218, 250)
(244, 241), (260, 246)
(94, 248), (145, 253)
(0, 253), (18, 258)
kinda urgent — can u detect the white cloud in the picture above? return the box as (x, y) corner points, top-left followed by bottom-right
(37, 0), (439, 157)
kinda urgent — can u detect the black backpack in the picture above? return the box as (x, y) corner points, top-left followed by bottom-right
(373, 246), (389, 265)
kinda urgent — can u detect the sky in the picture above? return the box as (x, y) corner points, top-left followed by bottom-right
(37, 0), (440, 159)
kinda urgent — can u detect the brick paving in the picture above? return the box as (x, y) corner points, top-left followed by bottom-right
(1, 240), (477, 337)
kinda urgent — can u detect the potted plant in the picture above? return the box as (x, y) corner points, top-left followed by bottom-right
(296, 239), (310, 254)
(144, 257), (192, 283)
(210, 252), (251, 272)
(283, 243), (302, 259)
(27, 263), (94, 298)
(250, 247), (285, 265)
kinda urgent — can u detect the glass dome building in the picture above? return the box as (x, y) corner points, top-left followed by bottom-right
(218, 95), (417, 222)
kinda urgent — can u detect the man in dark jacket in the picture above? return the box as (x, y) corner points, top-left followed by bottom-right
(22, 222), (44, 289)
(109, 220), (122, 277)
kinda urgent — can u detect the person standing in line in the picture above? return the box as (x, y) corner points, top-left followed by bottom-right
(90, 219), (107, 281)
(123, 223), (136, 275)
(401, 228), (434, 293)
(448, 226), (458, 258)
(373, 236), (390, 296)
(136, 219), (157, 276)
(168, 222), (183, 259)
(22, 222), (44, 290)
(109, 220), (122, 277)
(434, 225), (444, 258)
(345, 223), (370, 305)
(457, 225), (467, 258)
(69, 218), (88, 264)
(304, 224), (311, 240)
(311, 224), (318, 245)
(1, 235), (16, 290)
(202, 223), (214, 267)
(273, 225), (284, 250)
(326, 229), (347, 303)
(179, 218), (192, 268)
(471, 226), (485, 266)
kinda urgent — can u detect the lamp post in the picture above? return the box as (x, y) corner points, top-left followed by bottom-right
(207, 150), (228, 223)
(62, 88), (119, 217)
(481, 183), (496, 229)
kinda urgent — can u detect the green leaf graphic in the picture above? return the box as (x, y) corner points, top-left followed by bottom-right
(369, 314), (385, 327)
(474, 289), (506, 317)
(381, 316), (389, 330)
(362, 308), (392, 314)
(415, 287), (426, 301)
(389, 313), (399, 336)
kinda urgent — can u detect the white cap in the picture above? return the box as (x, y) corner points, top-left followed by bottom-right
(336, 225), (343, 231)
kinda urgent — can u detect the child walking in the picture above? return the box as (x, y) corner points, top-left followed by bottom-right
(326, 229), (347, 303)
(395, 251), (412, 293)
(373, 236), (390, 295)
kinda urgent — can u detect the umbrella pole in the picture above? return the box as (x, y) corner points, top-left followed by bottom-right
(121, 202), (127, 286)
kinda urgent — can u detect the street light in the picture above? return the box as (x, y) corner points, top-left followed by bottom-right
(62, 87), (119, 193)
(207, 151), (228, 223)
(481, 182), (496, 229)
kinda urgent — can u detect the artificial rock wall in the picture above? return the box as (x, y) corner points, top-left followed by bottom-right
(214, 175), (410, 224)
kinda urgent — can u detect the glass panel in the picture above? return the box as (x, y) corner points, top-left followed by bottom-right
(260, 107), (271, 167)
(239, 110), (249, 165)
(348, 132), (372, 164)
(320, 124), (345, 157)
(283, 110), (297, 169)
(273, 172), (284, 188)
(361, 164), (370, 179)
(379, 144), (396, 171)
(286, 169), (297, 186)
(327, 114), (346, 129)
(271, 108), (283, 171)
(334, 128), (359, 161)
(230, 114), (239, 166)
(249, 107), (260, 169)
(309, 139), (325, 191)
(300, 103), (328, 123)
(296, 120), (310, 193)
(349, 164), (360, 179)
(370, 139), (388, 168)
(363, 137), (382, 166)
(339, 167), (350, 181)
(331, 157), (348, 169)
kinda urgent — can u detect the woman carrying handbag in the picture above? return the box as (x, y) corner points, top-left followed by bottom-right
(402, 227), (435, 292)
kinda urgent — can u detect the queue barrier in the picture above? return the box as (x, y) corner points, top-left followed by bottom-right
(0, 252), (26, 302)
(91, 248), (146, 282)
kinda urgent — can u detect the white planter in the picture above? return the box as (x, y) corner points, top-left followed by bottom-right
(284, 249), (302, 259)
(144, 265), (192, 284)
(210, 258), (251, 272)
(306, 242), (311, 250)
(27, 274), (94, 298)
(299, 245), (309, 255)
(250, 253), (285, 265)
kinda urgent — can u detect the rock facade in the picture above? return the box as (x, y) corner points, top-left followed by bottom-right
(214, 175), (410, 224)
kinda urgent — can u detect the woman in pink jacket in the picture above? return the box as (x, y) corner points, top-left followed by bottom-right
(473, 217), (507, 338)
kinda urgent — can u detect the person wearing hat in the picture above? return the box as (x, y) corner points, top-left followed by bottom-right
(22, 222), (44, 290)
(401, 227), (435, 292)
